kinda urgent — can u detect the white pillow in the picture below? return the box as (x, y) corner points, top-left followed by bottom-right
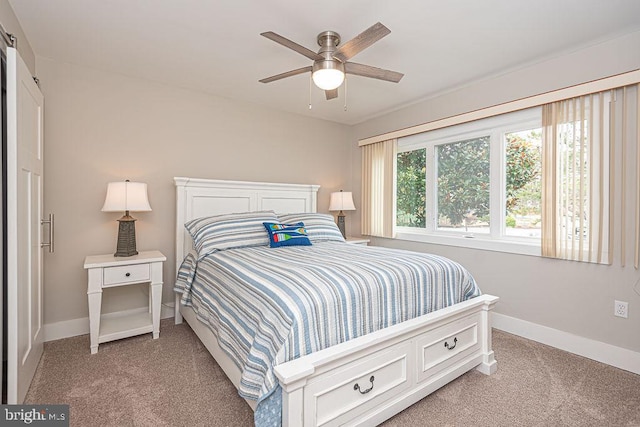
(185, 211), (278, 259)
(277, 213), (345, 243)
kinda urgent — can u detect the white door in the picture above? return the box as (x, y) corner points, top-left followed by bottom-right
(6, 47), (45, 404)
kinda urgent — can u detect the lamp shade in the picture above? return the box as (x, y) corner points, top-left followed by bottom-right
(329, 191), (356, 212)
(102, 181), (152, 212)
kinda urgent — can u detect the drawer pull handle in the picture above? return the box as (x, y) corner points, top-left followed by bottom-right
(353, 376), (375, 394)
(444, 337), (458, 350)
(125, 272), (131, 277)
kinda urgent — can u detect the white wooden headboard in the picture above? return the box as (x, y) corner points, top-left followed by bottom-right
(174, 177), (320, 270)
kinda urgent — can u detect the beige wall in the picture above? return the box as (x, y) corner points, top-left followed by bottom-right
(38, 56), (353, 325)
(0, 0), (34, 74)
(353, 30), (640, 353)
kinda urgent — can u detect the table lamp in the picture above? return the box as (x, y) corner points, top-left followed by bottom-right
(329, 190), (356, 238)
(102, 180), (152, 257)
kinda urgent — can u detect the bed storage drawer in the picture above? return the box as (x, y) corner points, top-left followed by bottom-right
(416, 313), (481, 382)
(303, 341), (413, 427)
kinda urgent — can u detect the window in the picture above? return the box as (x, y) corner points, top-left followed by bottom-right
(396, 108), (543, 254)
(396, 149), (426, 228)
(364, 81), (634, 264)
(505, 129), (542, 238)
(436, 136), (491, 234)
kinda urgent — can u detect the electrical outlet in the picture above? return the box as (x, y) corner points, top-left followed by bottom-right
(614, 300), (628, 318)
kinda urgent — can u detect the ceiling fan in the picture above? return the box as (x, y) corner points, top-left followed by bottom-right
(259, 22), (404, 100)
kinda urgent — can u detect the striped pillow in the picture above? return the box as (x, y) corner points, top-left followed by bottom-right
(277, 213), (345, 243)
(263, 222), (312, 248)
(185, 211), (278, 259)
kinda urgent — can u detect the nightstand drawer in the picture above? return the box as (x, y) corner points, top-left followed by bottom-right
(346, 237), (370, 246)
(103, 263), (150, 286)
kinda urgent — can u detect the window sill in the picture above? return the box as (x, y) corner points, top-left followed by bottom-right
(395, 230), (541, 257)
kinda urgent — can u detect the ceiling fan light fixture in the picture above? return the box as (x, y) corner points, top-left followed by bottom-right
(312, 59), (345, 90)
(312, 68), (345, 90)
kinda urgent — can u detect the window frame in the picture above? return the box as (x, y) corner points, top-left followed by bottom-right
(396, 107), (543, 256)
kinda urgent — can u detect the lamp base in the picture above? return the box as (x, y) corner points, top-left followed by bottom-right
(115, 215), (138, 257)
(337, 212), (346, 239)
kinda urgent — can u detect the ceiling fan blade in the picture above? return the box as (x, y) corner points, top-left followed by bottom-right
(325, 89), (339, 100)
(345, 62), (404, 83)
(259, 66), (312, 83)
(261, 31), (323, 61)
(332, 22), (391, 63)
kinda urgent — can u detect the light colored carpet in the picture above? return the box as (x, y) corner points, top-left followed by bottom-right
(25, 319), (640, 426)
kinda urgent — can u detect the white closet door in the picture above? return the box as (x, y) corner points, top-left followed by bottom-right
(6, 47), (44, 404)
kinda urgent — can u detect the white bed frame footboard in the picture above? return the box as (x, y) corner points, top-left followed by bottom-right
(174, 177), (498, 426)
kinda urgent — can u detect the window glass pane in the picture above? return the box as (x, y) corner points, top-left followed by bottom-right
(437, 136), (490, 233)
(505, 129), (542, 238)
(397, 149), (426, 228)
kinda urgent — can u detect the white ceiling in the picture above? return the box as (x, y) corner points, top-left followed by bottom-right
(8, 0), (640, 125)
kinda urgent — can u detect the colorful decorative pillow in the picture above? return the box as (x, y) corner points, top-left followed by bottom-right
(185, 211), (278, 259)
(263, 222), (312, 248)
(277, 213), (345, 243)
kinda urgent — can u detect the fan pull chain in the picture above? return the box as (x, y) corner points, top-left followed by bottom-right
(343, 75), (348, 111)
(308, 74), (313, 109)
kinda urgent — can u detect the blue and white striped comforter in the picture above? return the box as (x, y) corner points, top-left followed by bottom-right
(174, 241), (481, 414)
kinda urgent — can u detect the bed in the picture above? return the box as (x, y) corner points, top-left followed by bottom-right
(173, 177), (498, 426)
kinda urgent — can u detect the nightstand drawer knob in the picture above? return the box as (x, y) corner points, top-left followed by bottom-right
(125, 272), (131, 277)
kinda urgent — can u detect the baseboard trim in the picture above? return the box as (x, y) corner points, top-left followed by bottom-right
(493, 312), (640, 375)
(43, 303), (175, 342)
(45, 307), (640, 375)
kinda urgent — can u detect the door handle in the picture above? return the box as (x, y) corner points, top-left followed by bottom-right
(41, 213), (54, 253)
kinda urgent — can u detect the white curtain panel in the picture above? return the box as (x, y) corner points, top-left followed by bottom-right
(361, 139), (397, 238)
(542, 85), (640, 265)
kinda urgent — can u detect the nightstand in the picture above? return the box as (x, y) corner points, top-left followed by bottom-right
(346, 236), (370, 246)
(83, 250), (166, 354)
